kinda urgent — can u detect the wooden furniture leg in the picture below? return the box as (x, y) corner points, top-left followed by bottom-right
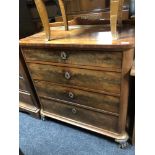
(34, 0), (51, 40)
(58, 0), (69, 31)
(118, 0), (124, 25)
(110, 0), (119, 39)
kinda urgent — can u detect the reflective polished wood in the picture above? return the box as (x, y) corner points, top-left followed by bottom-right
(20, 25), (134, 145)
(20, 25), (134, 48)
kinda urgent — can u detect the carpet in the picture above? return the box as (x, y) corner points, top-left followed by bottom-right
(19, 112), (135, 155)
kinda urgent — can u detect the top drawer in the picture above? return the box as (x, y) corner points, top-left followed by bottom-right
(22, 48), (122, 69)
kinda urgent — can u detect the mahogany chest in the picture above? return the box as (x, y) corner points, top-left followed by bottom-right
(20, 25), (134, 146)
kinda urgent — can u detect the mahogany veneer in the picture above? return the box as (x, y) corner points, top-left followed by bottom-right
(20, 25), (134, 146)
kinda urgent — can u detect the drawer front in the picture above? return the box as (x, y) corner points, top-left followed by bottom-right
(28, 63), (121, 93)
(41, 98), (118, 132)
(23, 48), (122, 69)
(19, 58), (31, 92)
(19, 91), (34, 106)
(35, 81), (120, 114)
(19, 76), (31, 92)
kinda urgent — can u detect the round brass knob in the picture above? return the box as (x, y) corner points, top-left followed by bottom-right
(60, 51), (67, 60)
(69, 92), (74, 99)
(65, 72), (71, 79)
(72, 108), (77, 114)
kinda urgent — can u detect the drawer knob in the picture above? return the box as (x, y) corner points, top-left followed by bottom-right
(72, 108), (77, 114)
(68, 92), (74, 99)
(60, 51), (67, 60)
(65, 72), (71, 80)
(19, 76), (24, 80)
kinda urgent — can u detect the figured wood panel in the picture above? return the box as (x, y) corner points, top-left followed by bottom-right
(65, 0), (80, 13)
(64, 0), (129, 15)
(35, 81), (120, 114)
(28, 63), (121, 93)
(19, 26), (135, 49)
(55, 10), (129, 21)
(19, 78), (31, 92)
(23, 48), (122, 69)
(19, 91), (34, 107)
(19, 91), (40, 118)
(40, 98), (119, 132)
(79, 0), (105, 12)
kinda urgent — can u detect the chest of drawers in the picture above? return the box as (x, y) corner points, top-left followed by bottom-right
(20, 25), (134, 146)
(19, 52), (40, 118)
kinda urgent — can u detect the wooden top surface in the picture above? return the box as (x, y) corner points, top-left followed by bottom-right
(20, 25), (135, 50)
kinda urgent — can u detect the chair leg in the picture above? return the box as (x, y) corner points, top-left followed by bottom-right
(110, 0), (120, 39)
(34, 0), (51, 40)
(118, 0), (124, 26)
(110, 15), (117, 39)
(58, 0), (69, 31)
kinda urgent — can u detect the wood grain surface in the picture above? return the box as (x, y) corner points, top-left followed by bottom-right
(23, 48), (122, 69)
(118, 49), (134, 133)
(27, 63), (121, 94)
(20, 25), (134, 140)
(19, 91), (35, 107)
(55, 11), (129, 22)
(20, 25), (135, 49)
(35, 81), (120, 114)
(40, 98), (119, 132)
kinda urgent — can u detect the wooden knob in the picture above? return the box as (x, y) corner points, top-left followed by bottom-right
(69, 92), (74, 99)
(72, 108), (77, 114)
(65, 72), (71, 79)
(19, 76), (24, 80)
(60, 51), (67, 60)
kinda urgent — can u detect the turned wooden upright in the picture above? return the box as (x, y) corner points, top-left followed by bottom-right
(34, 0), (124, 40)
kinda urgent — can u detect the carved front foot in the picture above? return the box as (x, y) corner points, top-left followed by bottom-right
(119, 142), (129, 149)
(115, 132), (129, 149)
(41, 115), (46, 121)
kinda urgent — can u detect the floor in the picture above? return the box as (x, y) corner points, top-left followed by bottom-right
(19, 112), (135, 155)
